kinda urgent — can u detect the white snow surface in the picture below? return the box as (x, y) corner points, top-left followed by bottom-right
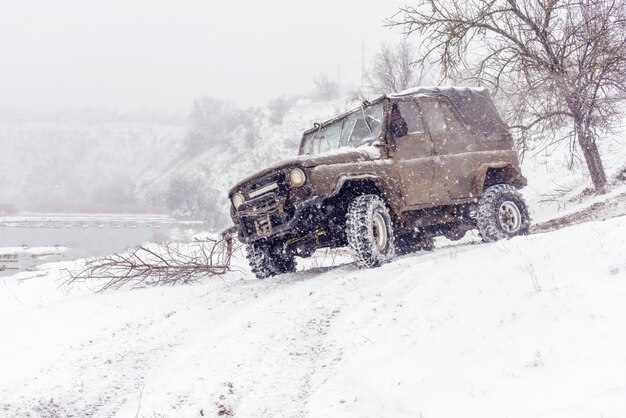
(0, 246), (67, 257)
(2, 100), (625, 417)
(1, 215), (626, 417)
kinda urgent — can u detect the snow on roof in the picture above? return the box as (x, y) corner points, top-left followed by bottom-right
(304, 86), (499, 136)
(390, 86), (508, 136)
(388, 85), (488, 99)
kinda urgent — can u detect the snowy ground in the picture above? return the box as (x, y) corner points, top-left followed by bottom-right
(1, 117), (624, 417)
(1, 209), (625, 417)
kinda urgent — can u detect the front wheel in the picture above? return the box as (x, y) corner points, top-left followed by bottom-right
(346, 194), (395, 268)
(246, 242), (296, 279)
(476, 184), (531, 242)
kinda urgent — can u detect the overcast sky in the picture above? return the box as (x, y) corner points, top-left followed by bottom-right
(0, 1), (408, 113)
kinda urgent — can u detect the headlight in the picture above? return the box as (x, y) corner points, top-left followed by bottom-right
(231, 193), (245, 209)
(289, 168), (306, 188)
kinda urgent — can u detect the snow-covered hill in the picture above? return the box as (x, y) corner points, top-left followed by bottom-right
(1, 210), (625, 417)
(1, 99), (625, 417)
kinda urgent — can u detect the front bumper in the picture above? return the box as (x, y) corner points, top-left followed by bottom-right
(234, 195), (322, 244)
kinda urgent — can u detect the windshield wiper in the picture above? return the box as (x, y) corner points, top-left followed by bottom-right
(361, 107), (372, 132)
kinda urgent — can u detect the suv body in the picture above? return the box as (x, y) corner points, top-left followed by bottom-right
(228, 87), (530, 278)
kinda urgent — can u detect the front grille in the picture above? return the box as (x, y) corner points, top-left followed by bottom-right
(235, 172), (296, 239)
(239, 193), (279, 215)
(254, 215), (273, 236)
(249, 182), (278, 199)
(250, 174), (283, 194)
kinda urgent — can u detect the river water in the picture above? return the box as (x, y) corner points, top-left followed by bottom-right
(0, 213), (208, 277)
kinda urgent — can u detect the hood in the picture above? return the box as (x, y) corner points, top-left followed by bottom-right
(229, 147), (378, 196)
(296, 147), (377, 167)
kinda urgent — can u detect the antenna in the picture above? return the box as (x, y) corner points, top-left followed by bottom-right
(361, 40), (365, 90)
(337, 62), (341, 92)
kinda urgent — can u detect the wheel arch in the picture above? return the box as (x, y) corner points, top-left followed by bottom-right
(330, 174), (382, 197)
(328, 175), (401, 217)
(473, 163), (527, 197)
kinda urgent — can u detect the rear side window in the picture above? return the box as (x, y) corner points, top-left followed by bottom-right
(419, 98), (471, 153)
(420, 99), (465, 135)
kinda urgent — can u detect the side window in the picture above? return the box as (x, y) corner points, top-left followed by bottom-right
(419, 97), (472, 154)
(389, 100), (425, 139)
(420, 99), (466, 135)
(396, 100), (424, 134)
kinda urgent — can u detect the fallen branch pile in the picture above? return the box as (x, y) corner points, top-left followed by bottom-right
(64, 234), (237, 292)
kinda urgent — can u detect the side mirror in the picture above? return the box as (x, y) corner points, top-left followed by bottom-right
(390, 118), (408, 139)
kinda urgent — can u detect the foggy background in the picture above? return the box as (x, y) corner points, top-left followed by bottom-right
(0, 0), (408, 227)
(0, 0), (406, 111)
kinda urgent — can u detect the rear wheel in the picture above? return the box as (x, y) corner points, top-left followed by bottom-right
(346, 194), (395, 267)
(476, 184), (531, 242)
(246, 242), (296, 279)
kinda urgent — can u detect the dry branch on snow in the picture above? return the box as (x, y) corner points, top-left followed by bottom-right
(64, 235), (238, 292)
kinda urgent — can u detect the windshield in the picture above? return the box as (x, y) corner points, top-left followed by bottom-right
(300, 103), (384, 156)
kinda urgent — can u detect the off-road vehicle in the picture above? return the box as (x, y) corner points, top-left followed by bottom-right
(228, 87), (530, 278)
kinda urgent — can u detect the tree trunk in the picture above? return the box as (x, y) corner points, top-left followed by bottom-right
(576, 124), (608, 193)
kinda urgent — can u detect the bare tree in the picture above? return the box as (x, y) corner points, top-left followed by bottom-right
(313, 75), (340, 101)
(366, 39), (425, 94)
(389, 0), (626, 192)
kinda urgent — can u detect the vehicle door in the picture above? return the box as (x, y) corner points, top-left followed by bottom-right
(418, 96), (476, 201)
(388, 99), (436, 207)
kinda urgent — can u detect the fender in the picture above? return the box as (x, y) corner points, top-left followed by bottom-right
(329, 173), (404, 214)
(473, 162), (527, 197)
(329, 174), (381, 197)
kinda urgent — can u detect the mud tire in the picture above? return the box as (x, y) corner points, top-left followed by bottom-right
(346, 194), (395, 268)
(246, 242), (296, 279)
(476, 184), (531, 242)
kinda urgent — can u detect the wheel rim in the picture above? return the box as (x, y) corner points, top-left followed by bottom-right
(372, 209), (388, 251)
(498, 201), (522, 233)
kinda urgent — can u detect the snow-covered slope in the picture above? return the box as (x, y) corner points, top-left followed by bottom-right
(1, 215), (625, 417)
(1, 99), (625, 417)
